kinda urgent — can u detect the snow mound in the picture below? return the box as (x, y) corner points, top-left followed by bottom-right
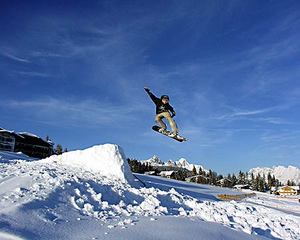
(42, 144), (135, 184)
(0, 151), (36, 163)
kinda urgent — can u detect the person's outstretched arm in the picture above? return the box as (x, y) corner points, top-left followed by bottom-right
(168, 104), (176, 117)
(144, 87), (160, 104)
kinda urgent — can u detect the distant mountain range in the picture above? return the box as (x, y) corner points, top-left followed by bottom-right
(249, 165), (300, 185)
(140, 155), (207, 172)
(140, 155), (300, 185)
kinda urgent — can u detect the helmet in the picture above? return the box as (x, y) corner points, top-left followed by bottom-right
(160, 95), (169, 100)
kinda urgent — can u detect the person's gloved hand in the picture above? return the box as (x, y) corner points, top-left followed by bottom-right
(171, 111), (176, 117)
(144, 87), (150, 92)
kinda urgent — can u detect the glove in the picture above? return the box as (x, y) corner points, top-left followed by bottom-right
(144, 87), (150, 92)
(171, 111), (176, 117)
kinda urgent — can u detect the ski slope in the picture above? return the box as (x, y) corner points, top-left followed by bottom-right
(0, 146), (299, 240)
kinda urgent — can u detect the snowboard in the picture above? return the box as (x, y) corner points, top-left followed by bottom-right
(152, 125), (187, 142)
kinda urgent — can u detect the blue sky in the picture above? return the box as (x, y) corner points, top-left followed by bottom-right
(1, 0), (300, 174)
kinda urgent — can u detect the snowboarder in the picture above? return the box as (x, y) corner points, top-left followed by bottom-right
(144, 87), (179, 137)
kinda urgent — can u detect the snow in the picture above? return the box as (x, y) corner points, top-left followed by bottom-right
(41, 144), (136, 185)
(0, 128), (15, 134)
(18, 132), (40, 138)
(249, 165), (300, 185)
(0, 151), (37, 163)
(176, 157), (206, 172)
(140, 155), (164, 166)
(0, 145), (300, 240)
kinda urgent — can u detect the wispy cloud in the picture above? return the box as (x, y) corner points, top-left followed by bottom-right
(0, 50), (30, 63)
(30, 51), (67, 58)
(2, 98), (144, 127)
(261, 130), (300, 143)
(216, 108), (273, 120)
(16, 71), (52, 78)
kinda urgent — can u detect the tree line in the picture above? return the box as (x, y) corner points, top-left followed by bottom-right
(45, 135), (68, 155)
(128, 159), (292, 193)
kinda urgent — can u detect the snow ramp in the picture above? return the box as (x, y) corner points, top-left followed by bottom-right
(42, 144), (137, 185)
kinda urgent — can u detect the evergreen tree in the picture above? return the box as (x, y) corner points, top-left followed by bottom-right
(55, 144), (63, 155)
(238, 171), (246, 185)
(250, 173), (256, 190)
(291, 181), (296, 186)
(192, 165), (197, 176)
(231, 174), (237, 187)
(267, 172), (273, 190)
(253, 174), (260, 191)
(258, 177), (265, 192)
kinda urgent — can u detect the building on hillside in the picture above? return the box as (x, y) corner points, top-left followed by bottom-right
(159, 171), (176, 179)
(0, 127), (54, 158)
(0, 128), (17, 151)
(233, 184), (250, 190)
(276, 186), (299, 196)
(144, 171), (156, 175)
(186, 175), (207, 183)
(270, 186), (278, 194)
(217, 178), (232, 187)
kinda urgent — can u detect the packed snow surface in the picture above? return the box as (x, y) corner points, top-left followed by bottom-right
(0, 146), (300, 240)
(0, 151), (36, 163)
(249, 165), (300, 185)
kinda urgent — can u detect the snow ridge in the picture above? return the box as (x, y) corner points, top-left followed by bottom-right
(41, 144), (136, 185)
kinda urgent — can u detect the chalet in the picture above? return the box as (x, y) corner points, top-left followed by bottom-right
(270, 186), (278, 194)
(276, 186), (299, 196)
(144, 171), (156, 175)
(159, 171), (176, 179)
(217, 178), (232, 187)
(233, 184), (250, 190)
(0, 127), (54, 158)
(186, 175), (207, 183)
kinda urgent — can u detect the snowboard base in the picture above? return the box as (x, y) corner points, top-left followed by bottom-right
(152, 126), (187, 142)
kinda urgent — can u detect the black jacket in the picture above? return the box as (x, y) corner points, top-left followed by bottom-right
(145, 89), (175, 115)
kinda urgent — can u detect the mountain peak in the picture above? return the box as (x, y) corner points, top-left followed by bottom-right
(249, 165), (300, 185)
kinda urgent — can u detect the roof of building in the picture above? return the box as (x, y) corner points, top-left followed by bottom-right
(159, 170), (175, 176)
(0, 128), (23, 138)
(1, 127), (51, 147)
(17, 133), (51, 147)
(233, 184), (250, 188)
(278, 186), (300, 191)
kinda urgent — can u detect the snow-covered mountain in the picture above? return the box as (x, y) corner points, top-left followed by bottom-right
(140, 155), (164, 166)
(176, 158), (206, 172)
(140, 155), (207, 172)
(165, 159), (177, 167)
(1, 146), (300, 239)
(249, 165), (300, 185)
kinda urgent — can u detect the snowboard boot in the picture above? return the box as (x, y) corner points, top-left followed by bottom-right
(159, 128), (168, 134)
(168, 132), (178, 137)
